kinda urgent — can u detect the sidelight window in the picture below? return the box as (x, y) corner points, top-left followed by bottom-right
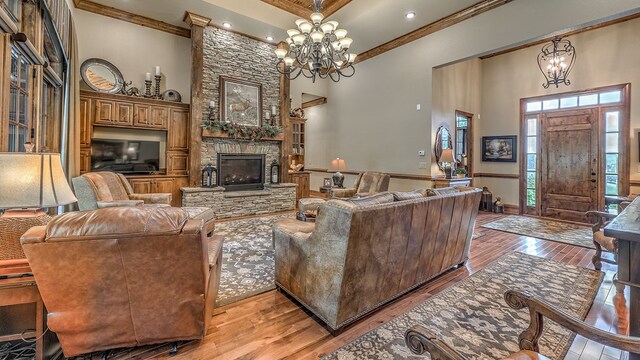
(525, 117), (538, 207)
(604, 111), (620, 196)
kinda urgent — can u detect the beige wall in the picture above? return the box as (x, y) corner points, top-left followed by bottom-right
(431, 58), (482, 176)
(304, 0), (638, 194)
(477, 17), (640, 205)
(75, 10), (191, 100)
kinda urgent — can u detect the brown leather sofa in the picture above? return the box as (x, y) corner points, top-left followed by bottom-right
(72, 171), (215, 235)
(21, 206), (224, 357)
(72, 171), (171, 209)
(274, 187), (482, 332)
(331, 171), (390, 198)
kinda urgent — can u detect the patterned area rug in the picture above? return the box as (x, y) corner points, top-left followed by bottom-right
(482, 215), (594, 249)
(214, 214), (292, 306)
(321, 252), (603, 360)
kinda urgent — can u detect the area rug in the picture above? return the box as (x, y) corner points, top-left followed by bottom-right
(481, 215), (594, 249)
(213, 214), (292, 306)
(321, 252), (603, 360)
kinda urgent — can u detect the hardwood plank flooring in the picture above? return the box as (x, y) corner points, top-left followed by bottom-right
(125, 213), (630, 360)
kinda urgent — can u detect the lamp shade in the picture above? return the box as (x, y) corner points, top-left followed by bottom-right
(0, 153), (77, 209)
(439, 149), (455, 163)
(331, 158), (347, 171)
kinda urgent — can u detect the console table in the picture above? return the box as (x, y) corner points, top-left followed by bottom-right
(433, 177), (472, 188)
(604, 197), (640, 360)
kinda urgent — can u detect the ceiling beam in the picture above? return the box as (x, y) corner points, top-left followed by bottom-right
(479, 11), (640, 59)
(73, 0), (191, 38)
(260, 0), (351, 18)
(355, 0), (512, 64)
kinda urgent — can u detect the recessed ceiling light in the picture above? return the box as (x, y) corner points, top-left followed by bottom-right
(266, 36), (274, 41)
(222, 22), (231, 28)
(405, 11), (416, 19)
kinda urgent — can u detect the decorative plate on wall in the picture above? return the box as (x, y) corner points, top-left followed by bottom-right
(80, 58), (124, 94)
(162, 89), (182, 102)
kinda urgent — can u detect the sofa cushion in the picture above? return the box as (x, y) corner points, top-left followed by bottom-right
(348, 192), (394, 206)
(392, 191), (425, 201)
(427, 186), (461, 197)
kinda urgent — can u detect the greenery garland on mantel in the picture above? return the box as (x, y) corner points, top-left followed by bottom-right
(202, 119), (283, 141)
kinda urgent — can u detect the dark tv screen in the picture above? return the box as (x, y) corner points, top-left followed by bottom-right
(91, 139), (160, 174)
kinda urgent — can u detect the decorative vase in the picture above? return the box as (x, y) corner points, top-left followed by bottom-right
(456, 174), (465, 179)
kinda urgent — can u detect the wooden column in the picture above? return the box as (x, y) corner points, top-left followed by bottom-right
(278, 42), (292, 183)
(184, 12), (211, 186)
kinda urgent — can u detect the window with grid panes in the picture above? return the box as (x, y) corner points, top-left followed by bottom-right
(8, 47), (31, 152)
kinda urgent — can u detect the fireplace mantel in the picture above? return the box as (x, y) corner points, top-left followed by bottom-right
(202, 129), (284, 142)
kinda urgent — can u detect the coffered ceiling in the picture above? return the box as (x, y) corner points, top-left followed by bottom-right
(79, 0), (484, 53)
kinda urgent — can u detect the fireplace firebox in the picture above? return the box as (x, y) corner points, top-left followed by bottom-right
(217, 154), (266, 191)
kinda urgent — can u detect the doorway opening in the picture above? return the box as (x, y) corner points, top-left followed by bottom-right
(455, 110), (473, 177)
(519, 84), (630, 222)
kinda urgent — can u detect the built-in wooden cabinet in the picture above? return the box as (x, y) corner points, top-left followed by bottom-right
(169, 109), (189, 150)
(79, 90), (190, 206)
(290, 171), (310, 202)
(79, 97), (92, 147)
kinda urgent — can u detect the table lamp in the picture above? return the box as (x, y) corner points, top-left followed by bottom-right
(0, 153), (77, 218)
(331, 158), (347, 188)
(439, 149), (455, 179)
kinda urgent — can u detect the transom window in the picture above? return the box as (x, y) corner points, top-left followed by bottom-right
(525, 89), (623, 113)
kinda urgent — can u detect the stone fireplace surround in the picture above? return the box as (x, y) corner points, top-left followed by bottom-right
(181, 137), (296, 219)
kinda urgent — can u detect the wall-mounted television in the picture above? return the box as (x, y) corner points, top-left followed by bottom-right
(91, 139), (160, 174)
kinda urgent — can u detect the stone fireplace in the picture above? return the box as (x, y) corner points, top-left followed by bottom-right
(217, 153), (265, 191)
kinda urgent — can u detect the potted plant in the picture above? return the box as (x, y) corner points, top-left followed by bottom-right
(455, 168), (467, 179)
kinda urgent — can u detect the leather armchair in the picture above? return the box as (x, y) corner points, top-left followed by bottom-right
(331, 171), (390, 198)
(21, 206), (223, 357)
(72, 171), (171, 210)
(405, 290), (640, 360)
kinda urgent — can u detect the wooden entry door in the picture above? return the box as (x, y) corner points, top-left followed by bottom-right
(540, 109), (599, 222)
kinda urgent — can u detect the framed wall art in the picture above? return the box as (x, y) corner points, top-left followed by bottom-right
(482, 135), (517, 162)
(219, 76), (262, 126)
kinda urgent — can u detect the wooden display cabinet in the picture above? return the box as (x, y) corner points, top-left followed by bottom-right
(79, 90), (191, 206)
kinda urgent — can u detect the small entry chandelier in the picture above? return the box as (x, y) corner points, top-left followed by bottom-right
(537, 37), (576, 89)
(274, 0), (356, 82)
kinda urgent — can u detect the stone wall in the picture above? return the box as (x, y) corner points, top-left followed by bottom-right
(201, 138), (280, 185)
(202, 27), (280, 124)
(182, 184), (296, 219)
(200, 26), (282, 183)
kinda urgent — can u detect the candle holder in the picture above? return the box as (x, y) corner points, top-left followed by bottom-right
(154, 75), (161, 99)
(144, 80), (152, 98)
(208, 105), (215, 121)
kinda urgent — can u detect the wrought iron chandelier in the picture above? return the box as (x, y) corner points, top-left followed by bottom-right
(274, 0), (356, 82)
(537, 37), (576, 89)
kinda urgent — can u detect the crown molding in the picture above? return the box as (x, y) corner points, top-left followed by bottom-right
(184, 11), (211, 28)
(74, 0), (191, 38)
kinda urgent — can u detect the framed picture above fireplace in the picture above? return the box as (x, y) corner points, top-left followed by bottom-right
(220, 76), (263, 127)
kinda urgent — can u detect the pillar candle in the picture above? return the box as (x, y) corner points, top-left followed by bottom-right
(155, 66), (161, 76)
(145, 72), (151, 81)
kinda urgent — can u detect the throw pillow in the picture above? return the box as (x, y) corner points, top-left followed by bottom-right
(348, 192), (395, 206)
(426, 187), (461, 197)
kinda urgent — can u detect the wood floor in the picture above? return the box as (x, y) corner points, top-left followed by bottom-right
(128, 213), (630, 360)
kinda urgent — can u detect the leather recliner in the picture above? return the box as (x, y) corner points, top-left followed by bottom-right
(21, 206), (223, 357)
(72, 171), (172, 210)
